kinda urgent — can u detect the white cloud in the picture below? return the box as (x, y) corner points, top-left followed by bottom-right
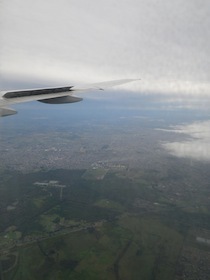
(161, 121), (210, 161)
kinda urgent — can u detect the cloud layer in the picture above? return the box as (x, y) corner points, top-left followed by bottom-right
(162, 121), (210, 161)
(1, 0), (210, 94)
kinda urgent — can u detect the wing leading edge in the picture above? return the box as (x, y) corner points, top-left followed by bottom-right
(0, 78), (139, 117)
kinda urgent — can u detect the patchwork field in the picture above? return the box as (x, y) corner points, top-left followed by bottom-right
(1, 167), (210, 279)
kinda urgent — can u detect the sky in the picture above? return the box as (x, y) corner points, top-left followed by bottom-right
(1, 0), (210, 95)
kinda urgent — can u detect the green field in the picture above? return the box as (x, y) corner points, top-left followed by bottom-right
(1, 168), (210, 279)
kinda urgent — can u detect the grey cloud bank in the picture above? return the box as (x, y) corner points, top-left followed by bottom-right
(1, 0), (210, 95)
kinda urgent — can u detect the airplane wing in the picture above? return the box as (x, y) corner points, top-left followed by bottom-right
(0, 78), (139, 117)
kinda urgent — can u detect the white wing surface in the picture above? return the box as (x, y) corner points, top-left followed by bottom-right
(0, 79), (139, 117)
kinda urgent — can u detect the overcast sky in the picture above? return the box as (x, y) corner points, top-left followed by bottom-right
(1, 0), (210, 95)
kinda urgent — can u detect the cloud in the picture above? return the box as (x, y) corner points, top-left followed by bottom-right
(161, 121), (210, 161)
(1, 0), (210, 94)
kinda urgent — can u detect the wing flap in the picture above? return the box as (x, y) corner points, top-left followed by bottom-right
(3, 86), (73, 99)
